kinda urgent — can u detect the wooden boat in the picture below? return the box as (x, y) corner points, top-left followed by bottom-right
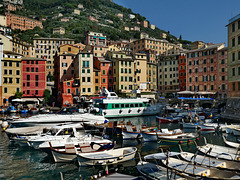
(76, 147), (137, 166)
(158, 133), (198, 146)
(196, 137), (240, 162)
(179, 150), (240, 172)
(156, 116), (179, 123)
(223, 135), (240, 149)
(162, 157), (240, 179)
(49, 141), (114, 163)
(142, 128), (184, 142)
(122, 125), (142, 140)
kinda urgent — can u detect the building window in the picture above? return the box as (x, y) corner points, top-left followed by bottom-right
(3, 78), (7, 83)
(27, 82), (30, 87)
(36, 68), (38, 72)
(222, 84), (225, 91)
(35, 82), (38, 86)
(233, 82), (236, 91)
(103, 78), (106, 83)
(26, 67), (30, 72)
(232, 38), (235, 47)
(232, 52), (235, 62)
(35, 90), (38, 95)
(4, 62), (7, 66)
(27, 90), (30, 95)
(203, 59), (207, 64)
(31, 67), (34, 72)
(4, 69), (7, 74)
(221, 59), (225, 64)
(82, 77), (85, 82)
(67, 89), (71, 94)
(82, 88), (86, 92)
(27, 75), (30, 80)
(9, 62), (12, 67)
(232, 68), (236, 76)
(35, 75), (39, 81)
(31, 60), (34, 64)
(16, 88), (20, 93)
(4, 87), (7, 93)
(232, 23), (235, 32)
(210, 67), (214, 71)
(88, 88), (91, 92)
(87, 77), (91, 82)
(103, 70), (105, 75)
(63, 70), (67, 74)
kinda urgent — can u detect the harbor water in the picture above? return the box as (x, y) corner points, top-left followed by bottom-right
(0, 115), (237, 179)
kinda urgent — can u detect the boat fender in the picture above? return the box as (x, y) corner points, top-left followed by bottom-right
(196, 137), (200, 141)
(179, 141), (183, 144)
(188, 140), (191, 143)
(1, 121), (8, 129)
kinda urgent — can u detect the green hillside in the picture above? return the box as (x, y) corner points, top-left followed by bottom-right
(1, 0), (191, 47)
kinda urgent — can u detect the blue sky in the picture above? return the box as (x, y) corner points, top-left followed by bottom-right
(113, 0), (240, 44)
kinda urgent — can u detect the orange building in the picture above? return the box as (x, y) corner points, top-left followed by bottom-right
(5, 12), (43, 31)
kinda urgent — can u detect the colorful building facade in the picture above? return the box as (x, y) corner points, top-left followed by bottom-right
(21, 57), (46, 98)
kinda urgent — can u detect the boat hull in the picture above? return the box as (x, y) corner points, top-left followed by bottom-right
(77, 147), (137, 166)
(122, 131), (142, 140)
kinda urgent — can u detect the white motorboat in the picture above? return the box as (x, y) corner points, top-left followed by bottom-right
(37, 134), (112, 153)
(23, 123), (84, 148)
(7, 112), (108, 127)
(5, 126), (49, 139)
(76, 146), (137, 166)
(91, 89), (163, 118)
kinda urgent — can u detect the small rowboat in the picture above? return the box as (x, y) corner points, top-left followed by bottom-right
(197, 137), (240, 162)
(179, 150), (240, 172)
(156, 116), (179, 123)
(76, 146), (137, 166)
(162, 157), (240, 179)
(158, 133), (198, 146)
(49, 141), (114, 163)
(222, 135), (240, 149)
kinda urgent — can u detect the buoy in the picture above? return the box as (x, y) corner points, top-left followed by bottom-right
(196, 137), (200, 141)
(179, 141), (183, 144)
(1, 121), (8, 129)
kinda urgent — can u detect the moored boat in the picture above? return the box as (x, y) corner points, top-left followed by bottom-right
(222, 135), (240, 149)
(196, 137), (240, 162)
(49, 141), (114, 163)
(76, 146), (137, 166)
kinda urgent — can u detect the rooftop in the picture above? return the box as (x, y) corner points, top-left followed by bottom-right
(228, 13), (240, 25)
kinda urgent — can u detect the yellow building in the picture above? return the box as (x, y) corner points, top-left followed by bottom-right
(2, 51), (22, 105)
(105, 51), (134, 94)
(74, 50), (94, 96)
(108, 44), (120, 52)
(147, 62), (157, 91)
(33, 37), (74, 82)
(133, 53), (148, 91)
(132, 38), (170, 55)
(93, 45), (108, 57)
(0, 33), (35, 57)
(226, 13), (240, 97)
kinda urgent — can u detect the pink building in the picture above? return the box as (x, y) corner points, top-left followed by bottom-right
(21, 57), (46, 97)
(186, 43), (228, 98)
(86, 31), (106, 46)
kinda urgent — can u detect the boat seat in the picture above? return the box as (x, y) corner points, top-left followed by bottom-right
(65, 144), (76, 153)
(161, 129), (169, 133)
(79, 143), (93, 153)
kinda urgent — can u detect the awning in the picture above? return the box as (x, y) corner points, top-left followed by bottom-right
(177, 91), (195, 95)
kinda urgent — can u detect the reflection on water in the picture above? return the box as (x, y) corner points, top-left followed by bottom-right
(0, 115), (231, 179)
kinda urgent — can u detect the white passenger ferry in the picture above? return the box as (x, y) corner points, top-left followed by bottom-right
(91, 89), (163, 118)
